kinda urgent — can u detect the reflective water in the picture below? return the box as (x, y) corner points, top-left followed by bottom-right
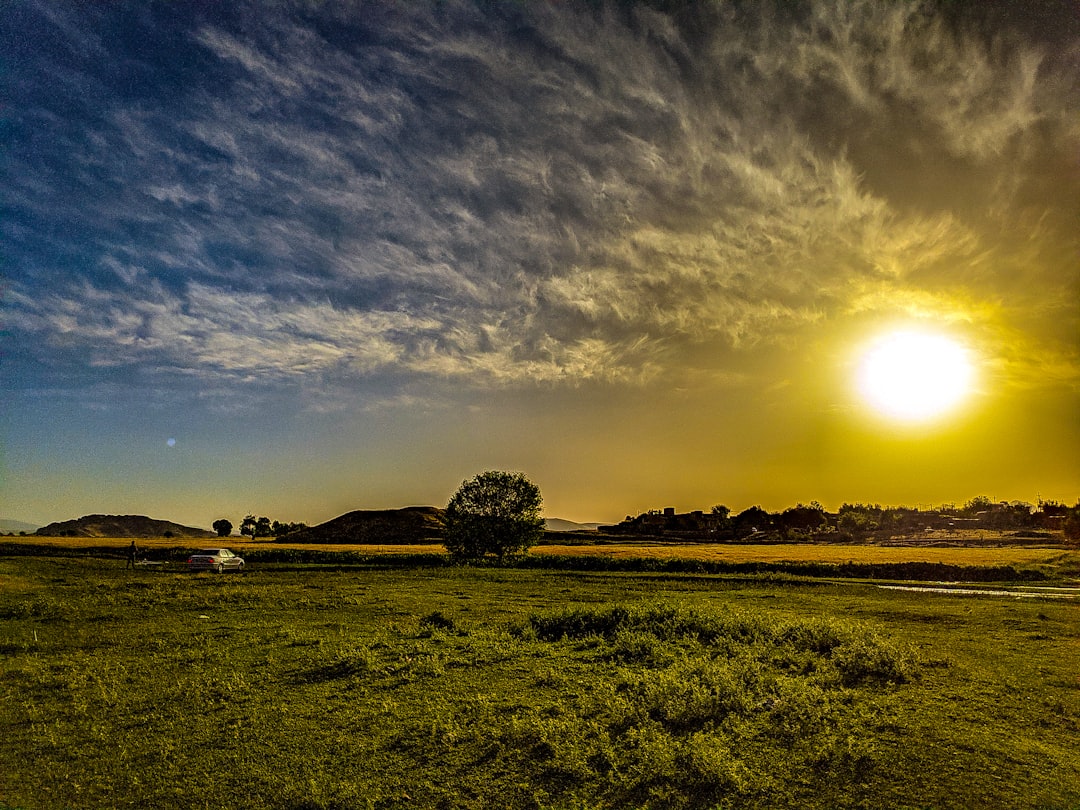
(878, 584), (1078, 599)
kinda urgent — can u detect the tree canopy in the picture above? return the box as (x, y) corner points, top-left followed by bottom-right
(443, 471), (545, 562)
(271, 520), (307, 537)
(240, 515), (272, 539)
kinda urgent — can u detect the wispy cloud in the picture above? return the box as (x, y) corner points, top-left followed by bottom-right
(4, 0), (1077, 403)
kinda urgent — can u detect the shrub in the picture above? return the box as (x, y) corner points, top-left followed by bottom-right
(619, 657), (759, 732)
(831, 634), (915, 685)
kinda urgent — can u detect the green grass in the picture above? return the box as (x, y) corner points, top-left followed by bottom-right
(1, 556), (1078, 809)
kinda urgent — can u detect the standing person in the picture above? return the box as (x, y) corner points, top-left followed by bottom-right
(126, 540), (138, 569)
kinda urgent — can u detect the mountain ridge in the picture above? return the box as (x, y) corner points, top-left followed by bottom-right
(0, 518), (40, 534)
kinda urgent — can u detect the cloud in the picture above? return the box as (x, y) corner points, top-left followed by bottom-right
(4, 0), (1077, 402)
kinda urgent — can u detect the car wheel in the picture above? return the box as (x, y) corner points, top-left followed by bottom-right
(237, 562), (245, 573)
(216, 563), (224, 573)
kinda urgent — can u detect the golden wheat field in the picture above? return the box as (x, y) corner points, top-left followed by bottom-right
(9, 535), (1074, 568)
(533, 542), (1074, 567)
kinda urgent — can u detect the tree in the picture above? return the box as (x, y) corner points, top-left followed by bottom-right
(444, 471), (545, 562)
(212, 519), (233, 538)
(732, 506), (772, 538)
(708, 504), (733, 537)
(961, 495), (993, 516)
(271, 520), (307, 537)
(1064, 504), (1080, 543)
(778, 502), (827, 534)
(240, 515), (272, 539)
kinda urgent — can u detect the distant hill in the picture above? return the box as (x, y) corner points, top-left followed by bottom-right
(281, 507), (446, 544)
(545, 518), (602, 532)
(0, 518), (40, 534)
(36, 515), (217, 539)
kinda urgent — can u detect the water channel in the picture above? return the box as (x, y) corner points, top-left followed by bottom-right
(877, 584), (1078, 599)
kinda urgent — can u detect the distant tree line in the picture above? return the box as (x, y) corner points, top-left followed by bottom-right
(608, 497), (1080, 543)
(210, 516), (308, 539)
(832, 498), (1080, 541)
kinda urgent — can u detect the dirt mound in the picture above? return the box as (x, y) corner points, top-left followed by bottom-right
(283, 507), (446, 544)
(36, 514), (217, 538)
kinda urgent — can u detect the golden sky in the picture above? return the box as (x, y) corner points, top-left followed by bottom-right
(3, 0), (1078, 527)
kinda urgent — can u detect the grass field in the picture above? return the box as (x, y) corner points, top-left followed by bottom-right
(14, 535), (1080, 570)
(2, 552), (1079, 809)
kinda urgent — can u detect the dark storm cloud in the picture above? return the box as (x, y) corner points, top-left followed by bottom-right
(4, 0), (1078, 399)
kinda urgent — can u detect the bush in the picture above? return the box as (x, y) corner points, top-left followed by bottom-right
(1064, 509), (1080, 542)
(831, 634), (915, 685)
(529, 601), (918, 692)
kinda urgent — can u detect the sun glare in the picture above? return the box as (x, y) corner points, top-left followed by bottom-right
(856, 330), (974, 422)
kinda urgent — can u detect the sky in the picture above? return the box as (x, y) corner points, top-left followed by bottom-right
(2, 0), (1078, 529)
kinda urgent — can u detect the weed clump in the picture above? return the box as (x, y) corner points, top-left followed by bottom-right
(502, 600), (920, 807)
(530, 601), (915, 686)
(419, 611), (456, 633)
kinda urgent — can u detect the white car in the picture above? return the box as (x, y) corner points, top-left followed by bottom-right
(186, 548), (245, 573)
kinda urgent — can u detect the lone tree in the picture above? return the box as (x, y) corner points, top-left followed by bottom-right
(212, 519), (233, 538)
(444, 470), (545, 563)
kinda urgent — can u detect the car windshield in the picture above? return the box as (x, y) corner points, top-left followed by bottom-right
(197, 550), (220, 556)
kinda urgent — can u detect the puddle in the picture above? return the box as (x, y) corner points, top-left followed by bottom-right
(878, 585), (1078, 599)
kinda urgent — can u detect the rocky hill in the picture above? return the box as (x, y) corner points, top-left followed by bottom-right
(36, 514), (217, 539)
(281, 507), (446, 544)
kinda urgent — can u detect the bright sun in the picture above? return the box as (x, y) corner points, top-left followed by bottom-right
(856, 330), (975, 422)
